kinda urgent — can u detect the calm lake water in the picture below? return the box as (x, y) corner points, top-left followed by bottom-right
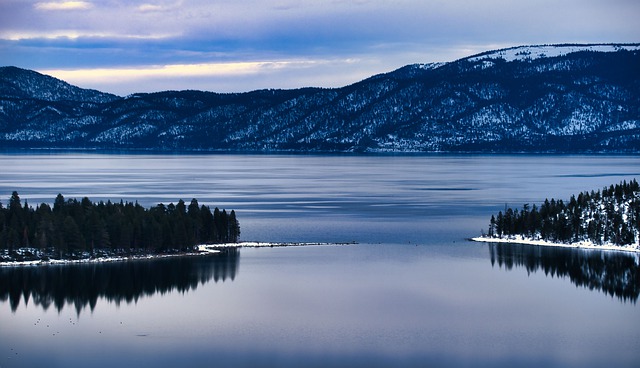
(1, 154), (639, 368)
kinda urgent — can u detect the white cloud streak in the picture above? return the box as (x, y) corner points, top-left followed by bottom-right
(35, 1), (93, 11)
(138, 4), (166, 12)
(1, 30), (177, 41)
(42, 61), (316, 81)
(45, 59), (363, 83)
(38, 58), (376, 94)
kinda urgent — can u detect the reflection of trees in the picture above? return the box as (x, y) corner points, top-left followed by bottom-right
(0, 249), (239, 314)
(489, 243), (639, 303)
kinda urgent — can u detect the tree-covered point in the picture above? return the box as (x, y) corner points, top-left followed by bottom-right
(0, 192), (240, 256)
(485, 179), (640, 247)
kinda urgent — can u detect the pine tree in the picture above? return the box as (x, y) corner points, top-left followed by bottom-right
(62, 216), (85, 254)
(228, 210), (240, 243)
(34, 204), (54, 249)
(488, 215), (496, 237)
(495, 211), (504, 238)
(200, 205), (214, 243)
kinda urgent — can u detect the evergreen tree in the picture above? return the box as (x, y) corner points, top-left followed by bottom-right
(200, 205), (215, 243)
(488, 215), (496, 237)
(62, 216), (85, 254)
(495, 211), (504, 238)
(34, 204), (54, 249)
(188, 199), (202, 244)
(228, 210), (240, 243)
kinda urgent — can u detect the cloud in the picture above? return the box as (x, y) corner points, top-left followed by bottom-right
(0, 31), (177, 41)
(138, 4), (166, 12)
(34, 1), (93, 11)
(38, 58), (380, 94)
(41, 60), (338, 82)
(137, 2), (186, 13)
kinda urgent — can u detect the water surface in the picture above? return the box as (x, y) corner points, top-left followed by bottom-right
(1, 154), (639, 367)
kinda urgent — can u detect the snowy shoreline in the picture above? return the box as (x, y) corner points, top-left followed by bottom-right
(199, 241), (356, 249)
(0, 249), (220, 267)
(471, 236), (640, 254)
(0, 242), (354, 267)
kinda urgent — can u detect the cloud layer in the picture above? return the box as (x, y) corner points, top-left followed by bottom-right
(1, 0), (638, 94)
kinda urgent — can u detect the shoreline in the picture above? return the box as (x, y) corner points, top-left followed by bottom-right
(471, 236), (640, 254)
(199, 241), (356, 249)
(0, 241), (356, 267)
(0, 249), (221, 268)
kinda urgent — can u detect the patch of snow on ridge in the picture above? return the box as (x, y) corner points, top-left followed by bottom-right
(467, 44), (640, 63)
(416, 62), (446, 70)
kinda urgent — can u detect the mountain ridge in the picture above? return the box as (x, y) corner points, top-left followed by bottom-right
(0, 66), (119, 103)
(1, 43), (639, 153)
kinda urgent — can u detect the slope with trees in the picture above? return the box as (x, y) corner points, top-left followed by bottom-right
(482, 179), (640, 249)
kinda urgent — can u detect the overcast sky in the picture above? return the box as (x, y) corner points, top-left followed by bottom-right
(1, 0), (638, 95)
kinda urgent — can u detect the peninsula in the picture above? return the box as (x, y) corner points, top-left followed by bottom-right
(473, 179), (640, 253)
(0, 192), (240, 264)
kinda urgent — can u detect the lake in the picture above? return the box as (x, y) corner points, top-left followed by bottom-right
(1, 154), (639, 368)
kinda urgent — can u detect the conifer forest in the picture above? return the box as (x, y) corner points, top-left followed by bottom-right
(0, 192), (240, 258)
(486, 180), (640, 247)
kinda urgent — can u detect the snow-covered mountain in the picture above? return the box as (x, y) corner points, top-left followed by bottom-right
(1, 43), (639, 152)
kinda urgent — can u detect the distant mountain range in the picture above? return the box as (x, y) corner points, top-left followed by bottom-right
(1, 43), (639, 153)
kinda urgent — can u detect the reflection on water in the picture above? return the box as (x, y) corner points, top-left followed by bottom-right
(489, 243), (640, 303)
(0, 249), (239, 314)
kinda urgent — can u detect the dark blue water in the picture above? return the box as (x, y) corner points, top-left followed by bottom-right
(1, 154), (639, 367)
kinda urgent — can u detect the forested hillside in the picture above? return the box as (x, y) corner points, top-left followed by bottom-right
(485, 179), (640, 248)
(1, 44), (639, 153)
(0, 192), (240, 260)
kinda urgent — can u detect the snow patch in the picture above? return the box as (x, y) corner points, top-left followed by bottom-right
(416, 62), (446, 70)
(198, 241), (355, 250)
(471, 236), (640, 254)
(468, 44), (640, 63)
(0, 249), (221, 267)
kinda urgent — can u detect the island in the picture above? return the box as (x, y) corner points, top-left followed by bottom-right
(0, 192), (241, 264)
(473, 179), (640, 253)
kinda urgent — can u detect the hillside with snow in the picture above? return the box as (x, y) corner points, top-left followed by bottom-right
(1, 43), (639, 153)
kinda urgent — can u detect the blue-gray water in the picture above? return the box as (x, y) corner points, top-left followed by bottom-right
(0, 154), (639, 368)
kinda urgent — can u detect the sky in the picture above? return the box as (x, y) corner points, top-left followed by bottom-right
(0, 0), (638, 96)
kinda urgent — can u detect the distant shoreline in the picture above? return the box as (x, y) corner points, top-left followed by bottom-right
(471, 236), (640, 254)
(0, 242), (356, 267)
